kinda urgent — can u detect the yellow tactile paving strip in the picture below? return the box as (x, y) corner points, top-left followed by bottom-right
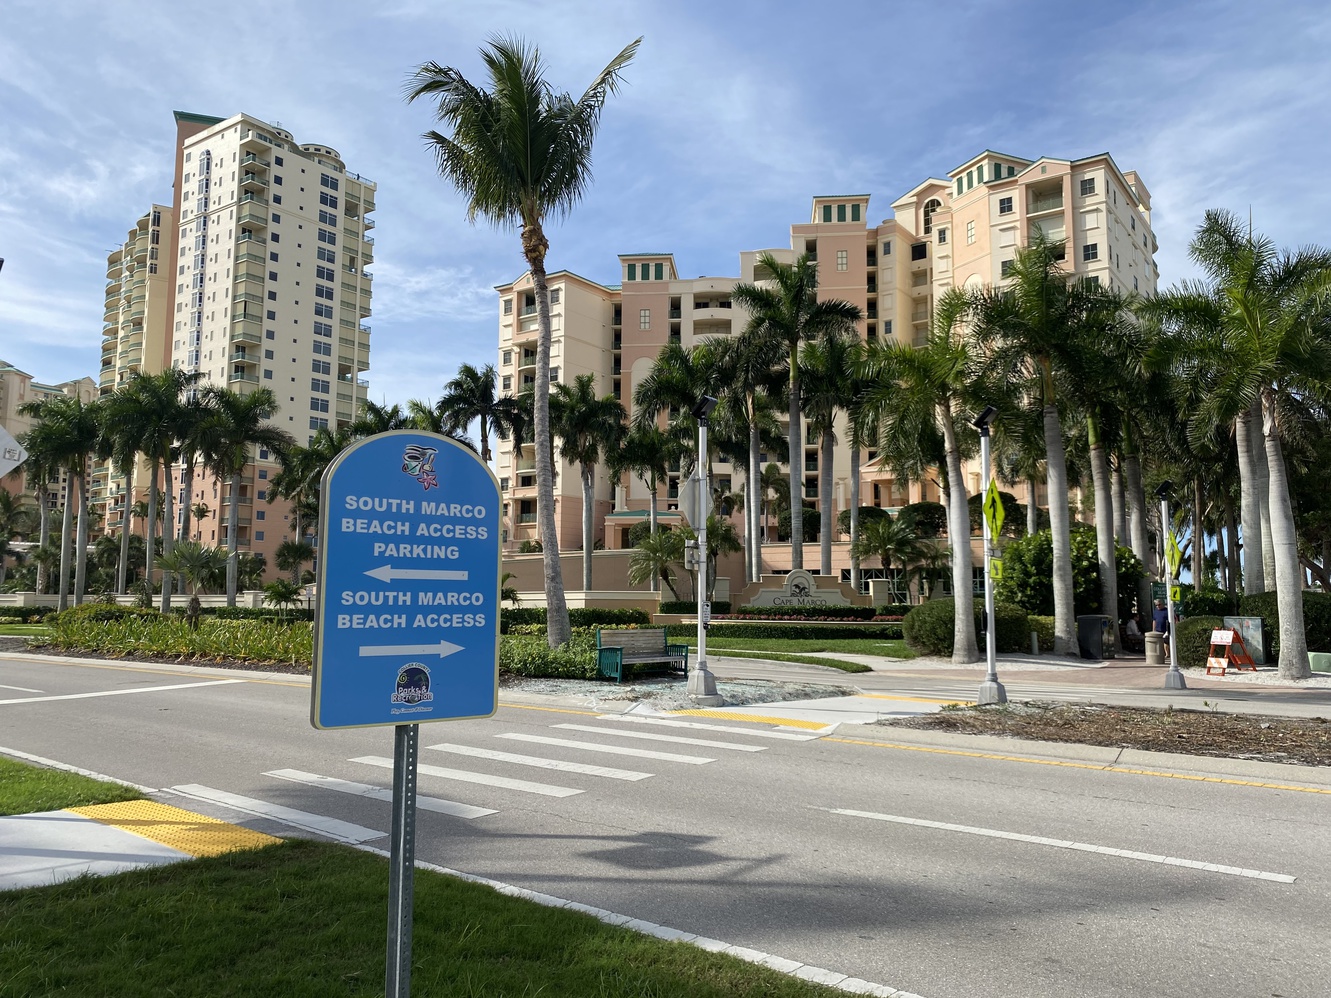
(669, 709), (831, 731)
(67, 800), (281, 857)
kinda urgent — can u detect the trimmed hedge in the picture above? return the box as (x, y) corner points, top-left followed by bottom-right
(500, 607), (652, 633)
(0, 607), (48, 623)
(731, 604), (873, 620)
(167, 606), (316, 622)
(659, 601), (733, 615)
(1183, 588), (1239, 617)
(1029, 615), (1055, 653)
(499, 631), (598, 679)
(901, 598), (1029, 655)
(45, 604), (162, 625)
(1236, 590), (1331, 660)
(666, 622), (903, 641)
(1176, 615), (1224, 670)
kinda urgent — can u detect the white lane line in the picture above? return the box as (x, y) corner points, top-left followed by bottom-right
(264, 769), (497, 819)
(498, 732), (715, 765)
(352, 755), (583, 798)
(169, 784), (384, 843)
(425, 743), (652, 782)
(824, 808), (1296, 884)
(0, 745), (156, 793)
(553, 723), (766, 752)
(594, 714), (820, 741)
(0, 678), (245, 706)
(0, 683), (43, 693)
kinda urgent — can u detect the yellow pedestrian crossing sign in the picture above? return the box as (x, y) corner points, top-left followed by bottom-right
(1166, 531), (1182, 579)
(983, 480), (1005, 538)
(990, 558), (1004, 580)
(1169, 585), (1181, 603)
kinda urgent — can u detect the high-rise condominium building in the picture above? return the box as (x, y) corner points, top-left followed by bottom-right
(495, 150), (1157, 589)
(93, 111), (376, 571)
(0, 361), (96, 505)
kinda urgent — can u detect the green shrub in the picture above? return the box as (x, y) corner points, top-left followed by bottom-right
(1237, 590), (1331, 660)
(45, 604), (161, 625)
(499, 632), (597, 679)
(665, 621), (902, 641)
(1029, 615), (1055, 652)
(902, 598), (1028, 655)
(995, 527), (1144, 621)
(897, 501), (948, 538)
(837, 506), (889, 534)
(0, 607), (48, 623)
(874, 604), (913, 618)
(730, 604), (870, 620)
(1175, 616), (1225, 669)
(658, 601), (732, 615)
(499, 607), (651, 633)
(42, 614), (312, 665)
(1183, 588), (1238, 618)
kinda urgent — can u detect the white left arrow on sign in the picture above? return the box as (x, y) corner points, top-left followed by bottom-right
(364, 565), (469, 583)
(359, 640), (464, 659)
(0, 424), (28, 480)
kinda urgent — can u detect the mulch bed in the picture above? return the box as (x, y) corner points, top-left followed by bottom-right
(887, 702), (1331, 767)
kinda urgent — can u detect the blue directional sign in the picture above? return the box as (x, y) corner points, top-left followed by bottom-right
(311, 430), (501, 730)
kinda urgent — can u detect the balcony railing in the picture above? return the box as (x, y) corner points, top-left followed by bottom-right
(1028, 194), (1064, 214)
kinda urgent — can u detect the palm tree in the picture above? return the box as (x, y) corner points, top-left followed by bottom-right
(969, 235), (1105, 655)
(349, 400), (410, 437)
(860, 288), (981, 663)
(276, 538), (315, 585)
(14, 423), (59, 594)
(157, 541), (227, 594)
(191, 502), (211, 542)
(200, 386), (294, 606)
(850, 515), (925, 604)
(438, 364), (504, 462)
(0, 490), (34, 588)
(609, 424), (678, 591)
(696, 513), (743, 601)
(731, 252), (861, 571)
(627, 528), (686, 601)
(406, 34), (640, 649)
(799, 331), (860, 580)
(550, 374), (626, 591)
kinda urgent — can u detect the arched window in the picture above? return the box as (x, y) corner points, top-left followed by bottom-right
(923, 198), (942, 235)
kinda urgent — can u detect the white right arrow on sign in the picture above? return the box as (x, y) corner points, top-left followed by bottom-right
(358, 640), (464, 659)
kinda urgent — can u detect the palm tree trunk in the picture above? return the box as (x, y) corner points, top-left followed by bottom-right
(145, 459), (159, 597)
(748, 418), (761, 583)
(941, 403), (979, 663)
(1226, 503), (1240, 597)
(849, 445), (861, 595)
(226, 471), (240, 607)
(1086, 413), (1118, 625)
(479, 414), (490, 464)
(646, 474), (659, 593)
(1122, 440), (1152, 620)
(1112, 460), (1127, 546)
(74, 471), (90, 606)
(581, 465), (594, 592)
(819, 429), (834, 577)
(1043, 397), (1077, 655)
(57, 474), (73, 611)
(1192, 478), (1205, 588)
(1027, 478), (1039, 536)
(117, 471), (132, 594)
(1253, 403), (1276, 591)
(1234, 408), (1265, 594)
(1261, 396), (1309, 679)
(159, 459), (175, 613)
(36, 484), (50, 595)
(788, 347), (803, 571)
(525, 245), (571, 648)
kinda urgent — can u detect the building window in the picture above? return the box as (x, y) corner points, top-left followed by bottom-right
(549, 289), (560, 304)
(956, 178), (963, 196)
(255, 531), (264, 542)
(639, 308), (650, 330)
(310, 398), (329, 413)
(1001, 259), (1014, 277)
(1083, 243), (1099, 262)
(266, 329), (275, 339)
(654, 262), (663, 281)
(1134, 276), (1139, 291)
(503, 298), (512, 315)
(263, 369), (272, 379)
(937, 228), (947, 245)
(1131, 216), (1136, 231)
(851, 203), (861, 222)
(966, 170), (974, 190)
(266, 310), (276, 320)
(1080, 178), (1096, 196)
(267, 290), (277, 301)
(256, 510), (266, 521)
(911, 242), (927, 261)
(965, 221), (975, 245)
(502, 350), (512, 365)
(549, 366), (559, 382)
(309, 416), (327, 429)
(836, 250), (848, 271)
(922, 198), (941, 235)
(311, 378), (330, 394)
(312, 359), (330, 375)
(626, 263), (636, 281)
(837, 204), (846, 222)
(500, 477), (508, 492)
(998, 196), (1013, 215)
(882, 240), (891, 256)
(883, 320), (892, 336)
(502, 375), (512, 391)
(822, 205), (832, 223)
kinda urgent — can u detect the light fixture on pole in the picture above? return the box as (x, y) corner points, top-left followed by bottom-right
(1156, 480), (1187, 689)
(687, 396), (722, 705)
(972, 406), (1006, 705)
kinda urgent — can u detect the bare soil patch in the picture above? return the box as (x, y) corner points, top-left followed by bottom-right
(886, 701), (1331, 767)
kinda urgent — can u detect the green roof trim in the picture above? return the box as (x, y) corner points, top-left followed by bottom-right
(173, 110), (226, 126)
(618, 252), (674, 258)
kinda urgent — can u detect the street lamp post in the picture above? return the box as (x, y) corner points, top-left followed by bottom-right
(972, 406), (1007, 705)
(687, 396), (722, 706)
(1157, 482), (1187, 690)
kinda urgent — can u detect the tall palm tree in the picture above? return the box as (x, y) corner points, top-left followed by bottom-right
(799, 331), (859, 579)
(406, 34), (640, 649)
(0, 490), (34, 588)
(731, 252), (861, 571)
(438, 363), (503, 462)
(349, 400), (410, 437)
(609, 423), (677, 591)
(860, 289), (981, 663)
(550, 374), (626, 591)
(627, 528), (685, 601)
(200, 385), (294, 606)
(969, 235), (1105, 655)
(15, 422), (60, 594)
(191, 502), (211, 542)
(405, 398), (476, 451)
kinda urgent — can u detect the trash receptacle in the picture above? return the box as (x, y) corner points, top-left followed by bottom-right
(1076, 614), (1114, 660)
(1144, 631), (1164, 665)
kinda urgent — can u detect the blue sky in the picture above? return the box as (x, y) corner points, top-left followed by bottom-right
(2, 0), (1329, 404)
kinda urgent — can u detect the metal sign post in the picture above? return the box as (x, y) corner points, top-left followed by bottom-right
(311, 430), (501, 997)
(976, 418), (1006, 705)
(1160, 495), (1187, 690)
(686, 402), (721, 705)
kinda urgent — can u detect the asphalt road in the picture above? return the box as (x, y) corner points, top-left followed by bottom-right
(3, 650), (1329, 998)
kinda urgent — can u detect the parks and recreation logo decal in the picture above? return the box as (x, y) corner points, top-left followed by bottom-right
(391, 663), (434, 715)
(401, 444), (438, 490)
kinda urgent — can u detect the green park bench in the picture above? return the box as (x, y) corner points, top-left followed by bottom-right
(596, 628), (689, 683)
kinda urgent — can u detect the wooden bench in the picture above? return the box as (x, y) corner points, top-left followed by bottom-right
(596, 628), (689, 683)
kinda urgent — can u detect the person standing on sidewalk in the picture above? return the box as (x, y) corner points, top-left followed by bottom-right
(1152, 598), (1170, 659)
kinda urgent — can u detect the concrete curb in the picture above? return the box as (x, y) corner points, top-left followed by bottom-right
(0, 649), (309, 684)
(830, 724), (1331, 787)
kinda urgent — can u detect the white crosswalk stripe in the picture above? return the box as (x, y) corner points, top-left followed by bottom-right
(593, 713), (821, 741)
(170, 784), (384, 843)
(351, 755), (584, 797)
(552, 723), (766, 752)
(425, 743), (652, 781)
(264, 769), (496, 819)
(497, 732), (715, 765)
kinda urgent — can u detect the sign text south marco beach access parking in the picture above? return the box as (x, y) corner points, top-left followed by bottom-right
(311, 430), (501, 730)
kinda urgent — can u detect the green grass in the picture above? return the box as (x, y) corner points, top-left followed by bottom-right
(676, 636), (916, 672)
(0, 624), (47, 637)
(0, 756), (141, 816)
(0, 839), (847, 998)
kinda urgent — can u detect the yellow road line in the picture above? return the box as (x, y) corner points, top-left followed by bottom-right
(857, 693), (971, 705)
(825, 736), (1331, 795)
(669, 708), (832, 731)
(500, 701), (601, 717)
(67, 800), (282, 856)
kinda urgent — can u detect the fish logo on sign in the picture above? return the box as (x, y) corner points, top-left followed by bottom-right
(401, 445), (438, 490)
